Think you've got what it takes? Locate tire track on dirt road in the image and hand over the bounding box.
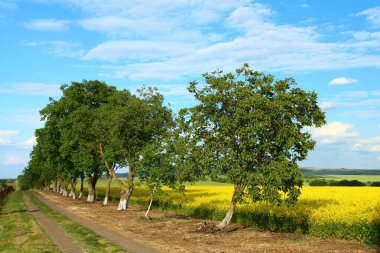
[22,192,84,253]
[31,191,163,253]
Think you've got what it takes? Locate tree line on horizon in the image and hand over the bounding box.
[19,64,326,228]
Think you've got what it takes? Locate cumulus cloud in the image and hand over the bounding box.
[24,1,380,80]
[24,19,72,31]
[353,136,380,152]
[0,130,19,145]
[328,77,358,85]
[0,82,61,96]
[2,154,25,165]
[309,122,358,143]
[358,6,380,27]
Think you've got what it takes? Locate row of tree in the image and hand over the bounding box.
[20,64,326,228]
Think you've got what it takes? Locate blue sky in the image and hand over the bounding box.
[1,0,380,178]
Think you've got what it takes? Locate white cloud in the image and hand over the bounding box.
[24,19,72,31]
[84,40,196,61]
[300,4,309,9]
[17,136,37,149]
[79,16,175,37]
[2,155,25,165]
[353,136,380,152]
[28,1,380,80]
[377,156,380,162]
[24,40,85,58]
[358,6,380,27]
[309,122,358,144]
[0,82,61,96]
[328,77,358,85]
[320,101,336,110]
[0,130,19,145]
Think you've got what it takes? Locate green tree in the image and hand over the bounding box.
[40,80,117,202]
[97,87,173,210]
[137,135,184,218]
[178,64,326,228]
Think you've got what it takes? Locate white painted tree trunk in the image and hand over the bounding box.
[117,199,127,210]
[63,190,68,197]
[103,196,108,206]
[145,193,154,218]
[78,191,83,199]
[216,202,236,229]
[87,180,95,203]
[70,190,76,199]
[87,194,94,202]
[216,184,245,229]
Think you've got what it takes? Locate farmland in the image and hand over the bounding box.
[87,181,380,245]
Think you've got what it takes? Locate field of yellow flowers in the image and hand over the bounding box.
[102,185,380,244]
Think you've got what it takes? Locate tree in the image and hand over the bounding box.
[178,64,326,228]
[40,80,118,202]
[97,87,173,210]
[137,136,184,218]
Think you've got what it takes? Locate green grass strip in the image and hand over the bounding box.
[0,191,60,253]
[27,191,127,253]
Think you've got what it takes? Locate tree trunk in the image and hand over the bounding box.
[78,175,84,199]
[145,190,155,219]
[103,171,112,206]
[216,183,246,229]
[54,177,58,192]
[86,174,100,202]
[61,181,68,197]
[99,144,134,211]
[70,180,77,199]
[116,168,135,210]
[87,178,95,202]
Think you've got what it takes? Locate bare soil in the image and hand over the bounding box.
[37,190,377,253]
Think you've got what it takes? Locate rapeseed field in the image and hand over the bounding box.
[124,186,380,244]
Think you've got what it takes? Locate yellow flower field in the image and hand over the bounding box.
[125,185,380,243]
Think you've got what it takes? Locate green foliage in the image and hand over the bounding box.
[371,181,380,187]
[309,179,329,186]
[309,179,367,186]
[177,64,326,207]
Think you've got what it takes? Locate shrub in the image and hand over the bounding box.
[370,181,380,187]
[329,180,366,186]
[309,179,328,186]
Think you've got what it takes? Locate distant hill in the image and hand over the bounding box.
[300,167,380,175]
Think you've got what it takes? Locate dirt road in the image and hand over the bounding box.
[22,192,84,253]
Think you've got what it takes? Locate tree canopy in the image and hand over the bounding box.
[20,65,325,228]
[177,64,326,227]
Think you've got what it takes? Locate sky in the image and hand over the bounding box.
[1,0,380,178]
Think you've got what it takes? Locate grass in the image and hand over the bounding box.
[0,191,60,253]
[27,191,127,253]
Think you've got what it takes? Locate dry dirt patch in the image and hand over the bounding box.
[38,191,376,253]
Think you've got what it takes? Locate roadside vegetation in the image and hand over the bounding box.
[0,191,60,253]
[27,192,126,253]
